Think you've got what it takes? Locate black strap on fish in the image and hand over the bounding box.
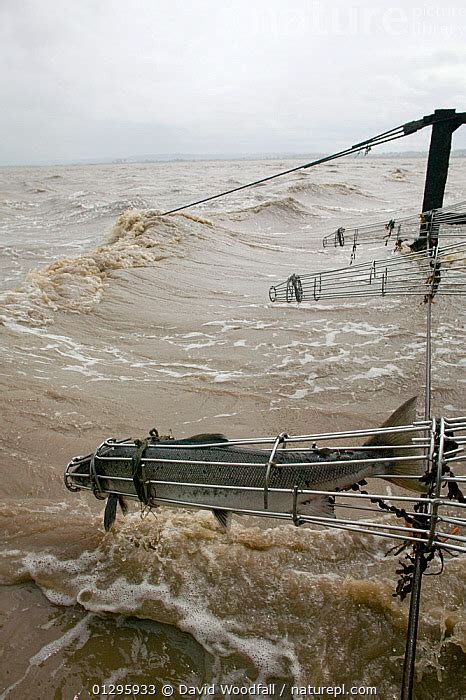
[89,448,106,501]
[132,437,150,504]
[131,428,175,506]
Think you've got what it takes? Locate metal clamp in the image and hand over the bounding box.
[263,432,289,509]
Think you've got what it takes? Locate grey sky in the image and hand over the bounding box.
[1,0,465,165]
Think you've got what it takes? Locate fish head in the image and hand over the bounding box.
[64,453,94,493]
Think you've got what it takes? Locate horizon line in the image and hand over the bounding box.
[1,148,466,168]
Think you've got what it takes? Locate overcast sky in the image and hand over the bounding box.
[1,0,465,165]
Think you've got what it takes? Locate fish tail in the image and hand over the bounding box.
[364,396,427,493]
[104,494,119,531]
[103,495,129,532]
[212,509,232,529]
[118,496,129,516]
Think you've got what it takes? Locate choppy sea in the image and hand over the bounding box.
[0,157,465,699]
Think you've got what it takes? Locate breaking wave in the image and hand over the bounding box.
[1,195,149,220]
[0,210,211,327]
[61,196,151,223]
[222,196,313,221]
[385,168,411,182]
[287,182,372,197]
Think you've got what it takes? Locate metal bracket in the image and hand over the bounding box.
[263,432,289,509]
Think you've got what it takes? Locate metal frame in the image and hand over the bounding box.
[269,239,466,303]
[65,418,466,554]
[320,200,466,262]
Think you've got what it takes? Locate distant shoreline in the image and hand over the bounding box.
[1,150,465,169]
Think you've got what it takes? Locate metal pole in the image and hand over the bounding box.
[424,296,432,421]
[401,544,426,700]
[400,277,433,699]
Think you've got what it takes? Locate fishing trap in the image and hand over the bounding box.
[321,199,466,263]
[65,417,466,558]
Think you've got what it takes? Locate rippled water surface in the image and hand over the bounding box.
[0,157,465,699]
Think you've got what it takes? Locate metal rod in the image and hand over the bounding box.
[401,245,437,700]
[100,422,431,448]
[160,125,408,216]
[425,294,432,423]
[401,544,426,700]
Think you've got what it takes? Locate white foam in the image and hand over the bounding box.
[351,364,403,381]
[213,371,244,383]
[184,340,218,350]
[286,389,308,400]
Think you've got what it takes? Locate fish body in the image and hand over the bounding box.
[70,440,393,517]
[66,397,426,529]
